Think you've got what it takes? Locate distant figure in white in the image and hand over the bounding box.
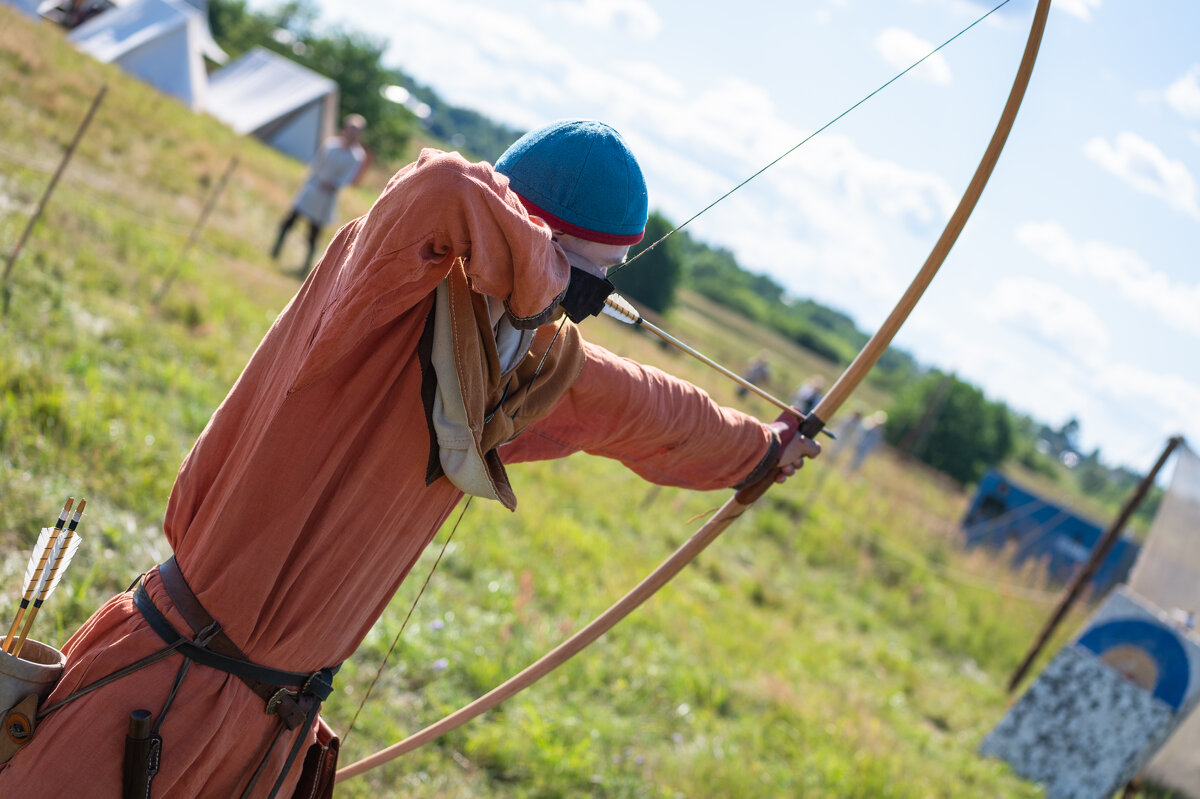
[271,114,367,276]
[847,410,888,473]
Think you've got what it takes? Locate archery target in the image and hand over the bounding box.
[980,587,1200,799]
[1077,618,1191,709]
[1078,587,1200,711]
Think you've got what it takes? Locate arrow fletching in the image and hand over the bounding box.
[34,499,86,604]
[36,532,82,603]
[601,293,640,324]
[4,498,73,653]
[11,498,85,657]
[20,527,56,597]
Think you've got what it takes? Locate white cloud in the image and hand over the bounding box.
[984,277,1110,365]
[1166,65,1200,119]
[874,28,952,86]
[1089,362,1200,469]
[552,0,662,39]
[1016,221,1200,338]
[908,305,1104,454]
[1084,132,1200,219]
[612,61,685,100]
[1054,0,1102,22]
[623,86,957,323]
[1095,363,1200,439]
[913,285,1196,470]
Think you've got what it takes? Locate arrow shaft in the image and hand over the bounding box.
[634,314,801,418]
[3,603,32,654]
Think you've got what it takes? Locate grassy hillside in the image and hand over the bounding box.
[0,10,1177,798]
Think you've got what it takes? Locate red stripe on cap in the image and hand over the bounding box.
[517,197,644,245]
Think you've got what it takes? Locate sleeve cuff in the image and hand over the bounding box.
[506,286,568,330]
[732,429,781,490]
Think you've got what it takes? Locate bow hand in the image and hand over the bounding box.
[766,408,821,483]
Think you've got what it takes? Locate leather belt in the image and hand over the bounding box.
[134,557,335,730]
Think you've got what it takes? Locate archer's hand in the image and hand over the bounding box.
[769,421,821,483]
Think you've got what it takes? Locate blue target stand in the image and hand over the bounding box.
[962,470,1141,595]
[981,587,1200,798]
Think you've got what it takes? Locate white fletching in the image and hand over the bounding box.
[39,533,82,600]
[21,528,56,596]
[31,530,80,603]
[601,293,640,324]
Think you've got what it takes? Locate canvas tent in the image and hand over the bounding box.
[204,47,338,162]
[66,0,225,110]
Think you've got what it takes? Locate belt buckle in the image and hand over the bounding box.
[265,688,300,716]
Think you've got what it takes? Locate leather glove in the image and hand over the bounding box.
[559,251,615,323]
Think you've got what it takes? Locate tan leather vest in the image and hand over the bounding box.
[429,261,585,509]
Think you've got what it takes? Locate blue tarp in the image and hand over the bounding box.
[962,470,1140,595]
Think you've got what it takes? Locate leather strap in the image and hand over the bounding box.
[140,558,336,729]
[157,557,241,659]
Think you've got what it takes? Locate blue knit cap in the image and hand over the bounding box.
[495,120,647,245]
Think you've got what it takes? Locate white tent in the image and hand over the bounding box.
[204,46,338,162]
[67,0,225,110]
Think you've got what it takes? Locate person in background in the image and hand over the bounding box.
[737,351,772,398]
[791,375,825,416]
[271,114,367,277]
[847,410,888,473]
[824,408,864,469]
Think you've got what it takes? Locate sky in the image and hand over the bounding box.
[297,0,1197,474]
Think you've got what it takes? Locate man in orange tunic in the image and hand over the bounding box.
[0,121,818,797]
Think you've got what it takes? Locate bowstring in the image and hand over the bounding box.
[610,0,1014,278]
[342,495,474,744]
[344,311,568,742]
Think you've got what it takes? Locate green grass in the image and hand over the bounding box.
[0,9,1178,797]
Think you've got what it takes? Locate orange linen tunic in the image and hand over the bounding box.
[0,151,773,797]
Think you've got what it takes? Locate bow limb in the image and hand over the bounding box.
[810,0,1051,432]
[336,481,778,782]
[336,0,1051,782]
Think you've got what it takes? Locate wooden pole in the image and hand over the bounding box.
[152,155,239,307]
[1006,435,1183,693]
[2,86,107,315]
